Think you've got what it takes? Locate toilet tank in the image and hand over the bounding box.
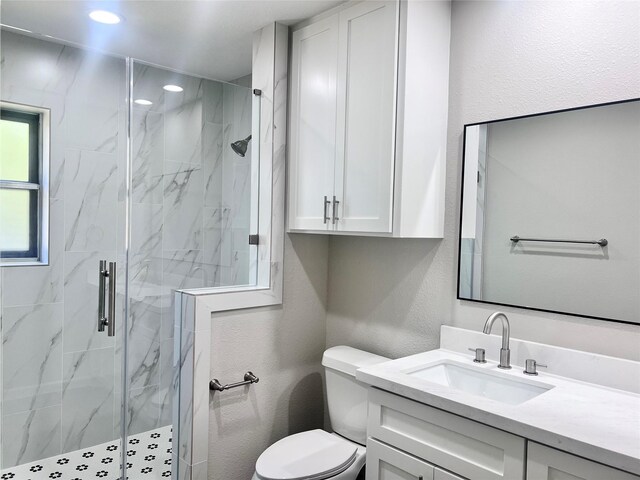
[322,346,390,445]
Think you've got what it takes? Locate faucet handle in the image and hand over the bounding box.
[523,359,547,375]
[468,347,486,363]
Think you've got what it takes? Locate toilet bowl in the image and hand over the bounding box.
[252,347,389,480]
[251,430,366,480]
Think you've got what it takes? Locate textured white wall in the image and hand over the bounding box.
[327,0,640,360]
[207,234,329,479]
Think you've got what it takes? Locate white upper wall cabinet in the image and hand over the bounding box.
[289,16,339,231]
[288,0,451,237]
[335,1,398,233]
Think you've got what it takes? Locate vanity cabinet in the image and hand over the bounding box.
[367,438,465,480]
[288,0,450,237]
[366,388,640,480]
[526,443,639,480]
[367,388,525,480]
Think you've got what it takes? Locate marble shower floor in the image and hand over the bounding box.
[0,425,172,480]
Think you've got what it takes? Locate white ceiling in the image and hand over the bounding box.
[0,0,345,81]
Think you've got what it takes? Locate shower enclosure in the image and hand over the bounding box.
[0,28,258,480]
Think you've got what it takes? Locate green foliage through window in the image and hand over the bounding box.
[0,107,41,260]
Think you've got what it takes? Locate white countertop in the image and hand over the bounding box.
[356,347,640,475]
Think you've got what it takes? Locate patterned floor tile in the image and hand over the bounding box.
[0,425,172,480]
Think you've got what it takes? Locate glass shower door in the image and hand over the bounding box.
[1,26,260,480]
[0,29,127,479]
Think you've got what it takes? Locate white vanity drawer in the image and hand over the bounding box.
[367,388,525,480]
[526,442,639,480]
[366,438,435,480]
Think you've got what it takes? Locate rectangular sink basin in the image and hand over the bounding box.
[406,361,553,405]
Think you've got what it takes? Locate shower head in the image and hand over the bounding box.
[230,135,252,157]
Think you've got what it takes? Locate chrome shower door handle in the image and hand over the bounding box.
[323,196,331,224]
[97,260,116,337]
[107,261,116,337]
[98,260,107,332]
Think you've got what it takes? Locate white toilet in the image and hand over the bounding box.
[252,346,389,480]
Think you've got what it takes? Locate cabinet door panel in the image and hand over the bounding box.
[434,468,466,480]
[367,438,434,480]
[526,442,639,480]
[368,388,525,480]
[335,1,398,233]
[289,16,338,231]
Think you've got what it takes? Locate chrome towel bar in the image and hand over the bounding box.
[510,236,608,247]
[210,372,259,392]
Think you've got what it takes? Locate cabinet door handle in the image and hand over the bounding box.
[332,196,340,224]
[323,196,331,224]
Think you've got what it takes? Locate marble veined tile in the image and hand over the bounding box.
[1,405,62,468]
[61,347,115,453]
[163,161,203,251]
[131,109,165,205]
[203,122,224,208]
[63,251,116,353]
[202,207,226,286]
[204,79,223,124]
[231,160,252,229]
[159,338,176,426]
[127,325,160,391]
[164,74,203,109]
[127,385,160,436]
[1,303,63,415]
[66,101,119,154]
[0,31,69,95]
[128,295,163,344]
[165,89,203,166]
[64,149,119,253]
[162,250,205,291]
[64,51,124,110]
[131,202,163,255]
[222,82,252,132]
[132,63,169,113]
[177,328,194,463]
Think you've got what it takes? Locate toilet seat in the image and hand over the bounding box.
[255,430,358,480]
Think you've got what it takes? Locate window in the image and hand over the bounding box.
[0,102,49,264]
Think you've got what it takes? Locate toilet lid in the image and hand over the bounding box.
[255,430,358,480]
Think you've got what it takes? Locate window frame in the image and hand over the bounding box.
[0,101,50,265]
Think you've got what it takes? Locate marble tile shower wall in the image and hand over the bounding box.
[127,64,253,445]
[131,64,253,294]
[0,32,253,469]
[0,32,127,469]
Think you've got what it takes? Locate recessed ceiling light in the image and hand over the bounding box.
[163,84,184,93]
[89,10,121,25]
[134,99,153,106]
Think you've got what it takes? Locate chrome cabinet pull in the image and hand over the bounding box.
[323,196,331,224]
[97,260,116,337]
[98,260,107,332]
[332,196,339,224]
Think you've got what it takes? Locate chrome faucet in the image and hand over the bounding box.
[483,312,511,369]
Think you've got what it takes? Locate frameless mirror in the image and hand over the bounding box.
[458,99,640,324]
